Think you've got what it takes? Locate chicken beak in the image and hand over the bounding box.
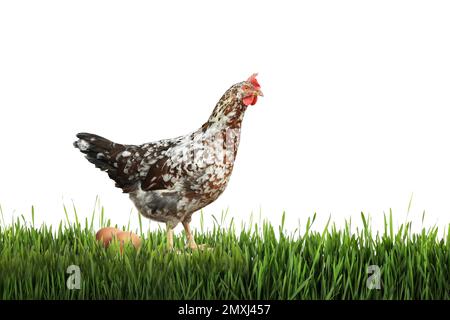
[256,89,264,97]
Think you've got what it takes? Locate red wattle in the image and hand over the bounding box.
[243,95,258,106]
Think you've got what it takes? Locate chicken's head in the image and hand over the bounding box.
[206,73,264,127]
[240,73,264,106]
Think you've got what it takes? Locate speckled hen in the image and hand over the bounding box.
[74,74,263,250]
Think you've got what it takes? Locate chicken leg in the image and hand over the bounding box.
[182,221,210,250]
[166,222,174,250]
[182,221,198,249]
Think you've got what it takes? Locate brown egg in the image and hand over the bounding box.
[116,231,142,252]
[95,227,120,248]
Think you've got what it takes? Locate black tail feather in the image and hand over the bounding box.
[74,132,124,172]
[74,132,141,193]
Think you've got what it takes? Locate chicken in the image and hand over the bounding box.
[74,74,263,250]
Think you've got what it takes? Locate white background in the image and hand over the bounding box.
[1,1,449,235]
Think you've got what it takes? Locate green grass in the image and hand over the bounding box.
[0,207,449,300]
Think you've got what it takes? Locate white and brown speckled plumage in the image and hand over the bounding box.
[74,74,263,249]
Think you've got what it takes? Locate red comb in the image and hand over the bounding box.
[247,73,261,89]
